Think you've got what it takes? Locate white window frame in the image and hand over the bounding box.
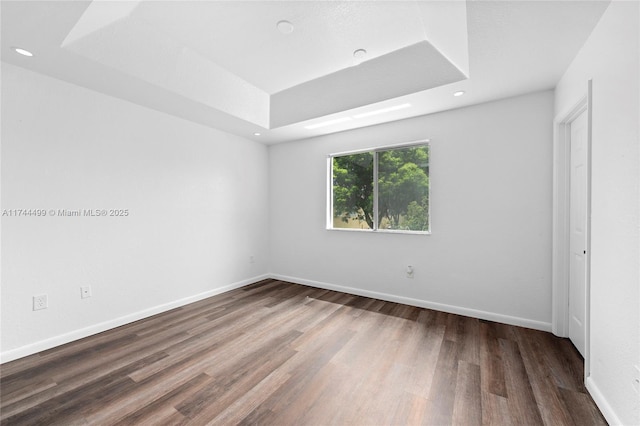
[327,139,431,235]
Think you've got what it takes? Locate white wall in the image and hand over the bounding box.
[269,91,554,330]
[0,63,269,361]
[555,2,639,425]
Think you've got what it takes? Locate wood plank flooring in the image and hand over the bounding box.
[0,279,607,425]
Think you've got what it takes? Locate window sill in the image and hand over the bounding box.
[326,228,431,235]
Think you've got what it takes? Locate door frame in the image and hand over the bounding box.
[552,80,593,378]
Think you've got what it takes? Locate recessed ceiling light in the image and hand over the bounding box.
[253,132,261,136]
[13,47,33,57]
[353,49,367,61]
[453,90,465,97]
[276,20,294,35]
[353,103,412,119]
[304,117,352,130]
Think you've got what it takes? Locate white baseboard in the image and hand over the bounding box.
[2,273,553,364]
[586,376,624,425]
[0,274,269,364]
[269,273,552,332]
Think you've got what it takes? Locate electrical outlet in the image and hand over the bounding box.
[80,286,92,299]
[249,255,255,264]
[633,365,640,395]
[33,294,48,311]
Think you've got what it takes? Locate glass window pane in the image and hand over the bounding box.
[377,145,430,231]
[332,152,374,230]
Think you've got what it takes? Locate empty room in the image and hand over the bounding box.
[1,0,638,425]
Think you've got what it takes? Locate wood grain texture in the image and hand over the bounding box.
[1,280,607,425]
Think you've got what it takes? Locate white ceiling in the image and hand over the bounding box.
[1,1,610,144]
[130,1,445,94]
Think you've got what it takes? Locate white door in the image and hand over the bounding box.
[568,109,588,357]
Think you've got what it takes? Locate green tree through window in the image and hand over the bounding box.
[331,143,430,232]
[332,152,374,229]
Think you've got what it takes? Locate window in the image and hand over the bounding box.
[329,141,430,233]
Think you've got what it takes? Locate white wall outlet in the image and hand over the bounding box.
[633,365,640,395]
[406,265,414,279]
[80,286,92,299]
[33,294,48,311]
[249,255,255,264]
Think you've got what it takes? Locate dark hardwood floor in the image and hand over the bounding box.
[1,279,606,425]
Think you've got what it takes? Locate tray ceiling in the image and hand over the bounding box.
[1,1,610,143]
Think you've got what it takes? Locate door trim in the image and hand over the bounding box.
[552,80,592,378]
